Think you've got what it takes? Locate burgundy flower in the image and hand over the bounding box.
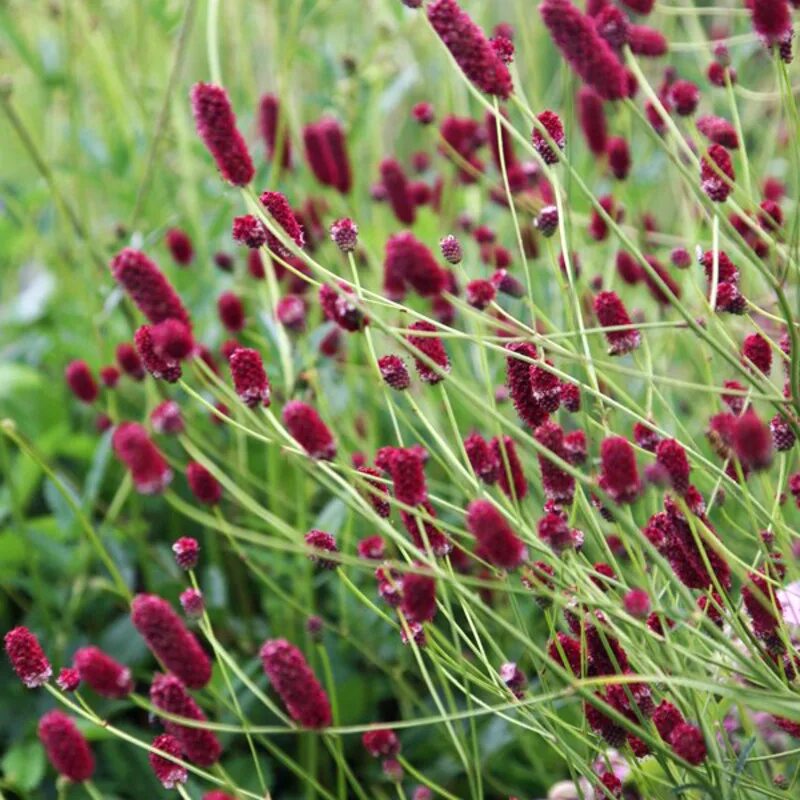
[401,500,452,556]
[405,321,450,383]
[260,639,332,728]
[378,355,411,390]
[149,733,187,789]
[505,342,549,427]
[412,102,435,124]
[150,673,221,765]
[204,793,237,800]
[56,666,80,692]
[356,467,391,519]
[594,6,630,49]
[172,537,200,570]
[319,283,365,332]
[750,0,794,49]
[282,400,336,459]
[653,700,684,740]
[619,0,654,12]
[548,632,583,676]
[131,594,212,689]
[151,400,184,435]
[190,82,254,186]
[491,435,528,500]
[358,535,386,559]
[628,24,668,56]
[229,347,271,407]
[64,360,98,404]
[384,232,447,299]
[305,529,339,569]
[584,697,626,746]
[165,228,194,266]
[302,117,352,194]
[532,110,565,164]
[440,234,463,264]
[4,627,51,688]
[742,333,772,374]
[696,115,739,149]
[733,410,773,471]
[743,570,783,644]
[466,499,527,569]
[595,772,622,800]
[388,447,428,506]
[624,588,651,618]
[607,136,631,179]
[116,342,145,380]
[466,278,496,309]
[150,318,194,361]
[598,436,641,503]
[655,438,691,495]
[771,414,796,451]
[538,511,581,554]
[38,711,94,782]
[113,422,172,494]
[380,158,416,225]
[110,248,191,328]
[464,432,500,484]
[577,86,608,156]
[73,647,132,698]
[180,588,204,619]
[330,218,359,253]
[485,107,517,172]
[259,93,292,168]
[668,80,699,116]
[540,0,628,100]
[701,144,735,202]
[134,325,182,382]
[535,205,559,238]
[594,291,641,355]
[427,0,513,98]
[363,728,401,758]
[217,292,245,333]
[670,723,707,765]
[259,191,305,257]
[232,214,268,249]
[401,569,437,623]
[534,421,576,504]
[185,461,222,505]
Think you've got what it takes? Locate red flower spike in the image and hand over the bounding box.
[742,333,772,374]
[743,570,784,644]
[116,342,145,380]
[150,400,184,435]
[4,626,52,688]
[466,499,527,569]
[668,80,700,116]
[186,462,222,505]
[669,723,707,765]
[405,321,450,384]
[620,0,654,11]
[378,355,411,390]
[464,432,500,484]
[150,318,194,361]
[319,282,365,332]
[113,422,172,494]
[537,511,580,554]
[440,234,463,264]
[303,117,352,193]
[427,0,513,98]
[388,447,428,507]
[412,102,435,124]
[564,429,588,464]
[500,661,527,698]
[401,569,437,623]
[733,410,773,470]
[531,363,562,414]
[505,342,549,428]
[260,639,332,728]
[466,278,496,309]
[584,697,626,746]
[750,0,794,50]
[607,136,631,179]
[149,733,187,789]
[534,421,576,504]
[491,435,528,500]
[560,382,581,412]
[330,218,359,253]
[485,108,517,172]
[400,500,452,556]
[38,711,94,782]
[64,360,99,404]
[599,436,641,504]
[165,228,193,266]
[134,325,182,382]
[628,24,668,56]
[595,6,630,49]
[535,205,559,237]
[654,700,685,740]
[363,729,401,758]
[577,86,608,156]
[696,115,739,149]
[131,594,212,689]
[232,214,268,249]
[217,292,245,333]
[229,347,271,407]
[190,82,254,186]
[276,295,307,331]
[259,191,305,257]
[548,632,583,676]
[358,535,386,560]
[73,647,132,698]
[594,291,641,356]
[282,400,337,460]
[595,772,623,800]
[150,673,222,765]
[258,93,292,169]
[532,110,565,165]
[588,194,622,241]
[380,159,416,225]
[57,666,80,692]
[701,144,735,202]
[655,438,691,495]
[384,232,447,299]
[771,414,796,451]
[624,588,651,618]
[172,537,200,570]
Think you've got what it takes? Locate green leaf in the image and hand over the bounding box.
[2,739,45,791]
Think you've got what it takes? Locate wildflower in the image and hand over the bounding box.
[584,698,626,746]
[150,318,194,361]
[149,733,187,789]
[505,342,549,427]
[319,282,365,332]
[771,414,796,451]
[599,436,641,503]
[535,205,559,237]
[464,432,500,484]
[384,232,447,299]
[466,499,527,569]
[73,647,132,698]
[165,228,193,266]
[378,355,411,390]
[282,400,337,459]
[260,191,305,257]
[134,325,182,382]
[380,158,416,225]
[607,136,631,179]
[302,117,352,193]
[594,291,641,355]
[110,248,191,327]
[624,589,651,618]
[232,214,268,249]
[305,529,338,569]
[696,115,738,149]
[186,462,222,505]
[701,144,735,202]
[113,422,172,494]
[595,772,622,800]
[668,80,699,115]
[500,662,527,698]
[131,594,212,689]
[116,342,145,380]
[491,435,528,500]
[534,421,576,504]
[670,723,707,765]
[412,102,435,124]
[466,278,496,309]
[330,218,358,253]
[595,6,630,49]
[427,0,513,98]
[4,627,52,688]
[653,700,684,740]
[363,729,401,757]
[150,401,184,435]
[532,110,565,164]
[577,86,608,156]
[356,467,391,517]
[440,234,463,264]
[276,295,306,331]
[564,429,588,464]
[382,758,405,781]
[260,639,332,728]
[750,0,794,52]
[38,711,94,782]
[358,535,386,560]
[258,93,292,168]
[387,447,428,507]
[150,673,222,765]
[64,360,100,405]
[655,438,691,495]
[172,537,200,570]
[190,82,254,185]
[401,569,437,623]
[228,347,271,408]
[538,511,581,554]
[405,321,450,383]
[180,588,204,618]
[743,570,784,645]
[733,410,773,470]
[742,333,772,374]
[628,24,668,56]
[216,291,245,333]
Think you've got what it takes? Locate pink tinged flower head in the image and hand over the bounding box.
[358,535,386,560]
[505,342,549,428]
[330,218,359,253]
[380,158,416,225]
[440,234,463,264]
[303,117,352,194]
[491,435,528,500]
[532,110,565,164]
[535,205,559,238]
[655,438,691,495]
[113,422,172,494]
[319,282,366,332]
[595,772,623,800]
[599,436,641,504]
[276,295,307,332]
[98,366,120,390]
[537,511,581,554]
[466,499,527,569]
[217,291,245,333]
[305,529,339,569]
[165,228,193,266]
[534,421,576,505]
[172,537,200,570]
[594,291,641,356]
[696,115,739,149]
[4,626,51,688]
[743,570,784,644]
[742,333,772,374]
[401,570,437,623]
[607,136,631,180]
[229,347,271,407]
[259,191,305,257]
[134,325,182,382]
[131,594,212,689]
[65,360,98,404]
[149,733,187,789]
[668,80,700,116]
[751,0,794,48]
[180,588,205,619]
[259,93,292,168]
[388,447,428,506]
[540,0,628,100]
[584,698,626,746]
[259,639,332,728]
[405,321,450,384]
[190,82,254,186]
[701,144,735,202]
[427,0,513,98]
[464,432,500,484]
[73,647,132,698]
[620,0,654,12]
[363,728,401,758]
[378,355,411,391]
[402,500,452,556]
[56,666,80,692]
[733,410,773,471]
[384,232,447,299]
[150,673,222,765]
[282,400,336,460]
[150,318,194,361]
[624,588,651,618]
[151,401,185,435]
[110,248,191,327]
[499,661,527,698]
[577,86,608,156]
[628,24,668,56]
[232,214,268,249]
[466,278,496,309]
[38,711,94,782]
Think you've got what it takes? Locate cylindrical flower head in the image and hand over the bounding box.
[505,342,549,427]
[38,711,94,782]
[388,447,428,506]
[110,248,191,328]
[628,24,668,56]
[150,673,221,765]
[668,80,700,116]
[538,511,580,554]
[742,333,772,374]
[282,400,336,459]
[577,86,608,156]
[696,115,739,149]
[466,499,527,569]
[584,697,626,746]
[186,462,223,505]
[534,421,576,505]
[217,292,245,333]
[427,0,513,98]
[732,410,773,471]
[165,228,194,266]
[401,570,437,623]
[464,432,500,484]
[232,214,268,249]
[259,638,332,728]
[276,295,307,332]
[655,438,691,495]
[259,93,292,168]
[180,588,205,619]
[750,0,793,48]
[229,347,271,407]
[771,414,797,451]
[401,499,452,556]
[362,728,401,758]
[598,436,641,503]
[491,435,528,500]
[131,594,212,689]
[172,537,200,570]
[112,422,173,494]
[465,279,496,309]
[151,400,185,435]
[485,107,517,171]
[190,82,254,186]
[439,234,463,264]
[405,321,450,384]
[305,529,339,569]
[380,159,416,225]
[65,360,98,404]
[540,0,628,100]
[4,626,51,688]
[356,466,391,517]
[607,136,631,180]
[98,366,120,390]
[259,191,305,257]
[319,283,366,332]
[669,723,707,765]
[378,355,411,390]
[303,117,352,194]
[595,5,630,48]
[330,218,359,253]
[150,319,194,362]
[116,342,146,380]
[532,110,565,164]
[149,733,187,789]
[701,144,735,202]
[593,291,641,355]
[384,232,447,299]
[134,325,182,382]
[73,646,132,698]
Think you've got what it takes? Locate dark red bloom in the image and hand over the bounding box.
[532,110,565,164]
[150,318,194,361]
[485,107,517,173]
[538,511,581,554]
[134,325,182,382]
[540,0,628,100]
[607,136,631,179]
[4,626,51,688]
[440,234,463,264]
[380,159,416,225]
[362,729,401,758]
[594,291,641,355]
[491,435,528,500]
[653,700,684,740]
[65,360,98,404]
[412,102,435,124]
[305,529,339,569]
[628,24,668,56]
[98,366,118,389]
[588,194,622,241]
[378,355,411,391]
[548,632,583,676]
[584,697,626,746]
[750,0,794,48]
[733,410,773,470]
[771,414,796,451]
[179,589,204,619]
[56,666,80,692]
[668,80,700,116]
[229,347,271,407]
[401,500,452,556]
[150,401,184,435]
[319,282,365,332]
[439,115,485,183]
[149,733,187,789]
[464,432,500,484]
[260,191,305,257]
[405,321,450,383]
[260,638,332,727]
[330,218,359,253]
[595,772,622,800]
[217,291,245,333]
[577,86,608,156]
[190,82,254,185]
[742,333,772,374]
[165,228,194,266]
[186,462,222,505]
[356,467,391,517]
[534,421,576,504]
[696,115,739,149]
[116,342,145,380]
[594,6,630,49]
[655,438,691,495]
[743,570,784,645]
[110,248,191,328]
[615,251,642,285]
[466,499,527,569]
[172,537,200,570]
[599,436,641,503]
[232,214,268,249]
[303,117,352,193]
[358,535,386,559]
[282,400,336,459]
[38,711,94,782]
[73,647,132,698]
[388,447,428,506]
[150,673,221,765]
[701,144,735,202]
[466,278,496,309]
[670,723,707,765]
[505,342,549,427]
[276,295,307,331]
[427,0,513,98]
[535,205,559,238]
[401,569,437,622]
[204,793,237,800]
[259,93,292,169]
[384,232,447,299]
[131,594,212,689]
[113,422,172,494]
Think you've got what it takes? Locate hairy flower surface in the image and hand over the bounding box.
[229,347,271,407]
[113,422,173,494]
[149,734,187,789]
[466,499,527,568]
[405,321,450,383]
[4,626,52,688]
[73,647,132,698]
[282,401,337,459]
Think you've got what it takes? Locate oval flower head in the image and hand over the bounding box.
[282,400,337,460]
[593,291,641,356]
[112,422,173,494]
[598,436,642,504]
[229,347,271,407]
[701,144,735,202]
[4,626,52,688]
[38,711,94,783]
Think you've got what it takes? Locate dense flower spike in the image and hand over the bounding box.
[466,499,527,569]
[405,321,450,383]
[319,283,365,332]
[303,117,352,193]
[57,667,80,692]
[282,401,337,459]
[628,24,668,56]
[701,144,735,202]
[305,529,338,569]
[401,569,437,623]
[378,355,411,390]
[534,421,576,504]
[750,0,794,51]
[538,511,581,554]
[38,711,94,782]
[112,422,172,494]
[356,467,391,517]
[401,500,452,556]
[464,432,500,484]
[110,248,191,327]
[466,278,496,309]
[593,291,641,355]
[229,347,271,407]
[217,291,245,333]
[696,115,739,149]
[134,325,182,382]
[150,673,222,765]
[492,435,528,499]
[151,400,185,434]
[259,93,292,168]
[655,438,691,495]
[598,436,641,503]
[131,594,212,688]
[388,446,428,506]
[380,158,416,225]
[732,410,773,471]
[540,0,628,100]
[172,537,200,570]
[505,342,549,427]
[150,318,194,361]
[427,0,513,98]
[73,647,132,698]
[330,218,358,253]
[607,136,631,180]
[116,342,145,380]
[232,214,268,249]
[363,729,401,758]
[165,228,193,266]
[259,639,332,728]
[260,191,305,256]
[440,234,463,264]
[4,626,52,688]
[65,360,98,403]
[742,333,772,374]
[180,587,204,618]
[149,734,187,788]
[186,462,223,505]
[384,232,447,299]
[743,570,784,645]
[577,86,608,155]
[532,110,565,164]
[190,82,254,185]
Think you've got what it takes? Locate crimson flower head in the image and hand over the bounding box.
[464,432,500,484]
[620,0,655,12]
[388,447,428,507]
[624,588,651,618]
[466,279,496,309]
[303,117,352,193]
[534,421,576,505]
[97,366,118,390]
[113,422,172,494]
[186,462,222,505]
[276,295,307,332]
[73,647,133,698]
[131,594,212,689]
[357,466,391,518]
[742,332,772,374]
[149,733,187,789]
[65,360,98,404]
[607,136,631,180]
[305,529,339,569]
[598,436,641,503]
[505,342,548,428]
[259,93,292,168]
[577,86,608,156]
[628,24,668,56]
[116,342,145,380]
[668,80,700,116]
[217,291,245,332]
[358,535,386,559]
[655,438,691,495]
[232,214,268,249]
[283,400,336,459]
[427,0,513,98]
[151,400,185,435]
[150,318,194,361]
[440,234,463,264]
[260,191,305,256]
[669,723,707,765]
[532,110,565,164]
[380,158,416,225]
[180,588,205,619]
[57,666,80,692]
[401,569,437,623]
[4,626,51,688]
[466,499,527,569]
[260,639,332,728]
[190,82,254,185]
[379,355,411,390]
[701,144,735,202]
[594,291,641,355]
[492,435,527,500]
[38,711,94,782]
[733,410,773,471]
[384,232,447,299]
[405,321,450,383]
[696,115,739,149]
[362,728,401,758]
[134,325,182,382]
[594,6,630,49]
[229,347,271,407]
[319,283,366,332]
[172,537,200,570]
[165,228,194,266]
[538,511,581,554]
[330,218,359,253]
[750,0,794,49]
